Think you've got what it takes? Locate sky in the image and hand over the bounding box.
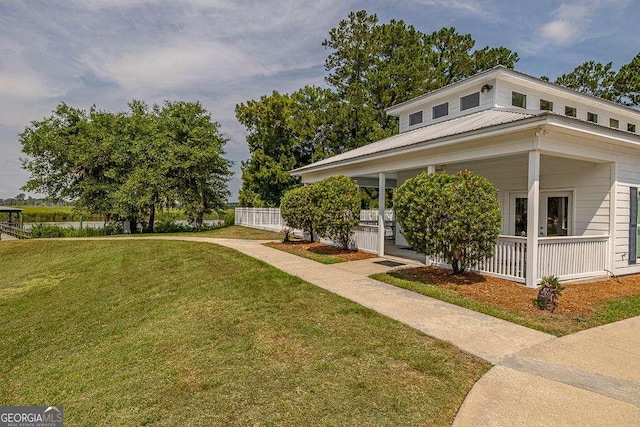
[1,0,639,201]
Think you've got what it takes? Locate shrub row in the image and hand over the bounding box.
[280,176,360,249]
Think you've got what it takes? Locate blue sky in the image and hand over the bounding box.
[1,0,638,201]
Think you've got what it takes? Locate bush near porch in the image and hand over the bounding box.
[372,267,640,336]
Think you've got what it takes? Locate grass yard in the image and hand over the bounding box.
[373,267,640,336]
[192,225,282,240]
[0,240,488,426]
[265,241,378,264]
[9,206,227,223]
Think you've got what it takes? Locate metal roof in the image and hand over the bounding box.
[0,206,22,213]
[292,108,539,174]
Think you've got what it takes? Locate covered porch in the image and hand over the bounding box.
[340,147,613,287]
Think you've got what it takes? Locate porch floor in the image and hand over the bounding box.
[384,240,426,263]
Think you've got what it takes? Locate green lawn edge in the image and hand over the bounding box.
[0,239,489,426]
[371,272,640,337]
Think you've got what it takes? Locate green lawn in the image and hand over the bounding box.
[263,242,345,264]
[0,240,488,426]
[192,225,282,240]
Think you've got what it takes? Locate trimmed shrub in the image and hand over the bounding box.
[280,185,318,241]
[394,171,501,275]
[313,176,361,249]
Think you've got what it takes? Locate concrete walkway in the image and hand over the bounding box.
[204,238,640,426]
[210,238,554,363]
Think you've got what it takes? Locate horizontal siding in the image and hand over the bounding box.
[613,159,640,272]
[444,156,611,237]
[398,82,496,133]
[495,80,639,134]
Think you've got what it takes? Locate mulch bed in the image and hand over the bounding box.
[394,266,640,318]
[267,241,377,262]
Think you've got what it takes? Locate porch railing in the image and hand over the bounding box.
[476,236,527,282]
[359,209,394,222]
[353,224,379,254]
[432,235,609,284]
[431,236,527,283]
[537,236,609,281]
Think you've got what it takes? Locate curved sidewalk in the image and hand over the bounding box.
[207,238,640,426]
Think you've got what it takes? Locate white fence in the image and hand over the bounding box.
[234,208,285,232]
[235,207,381,253]
[538,236,609,281]
[359,209,395,222]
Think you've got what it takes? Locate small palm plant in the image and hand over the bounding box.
[534,276,564,312]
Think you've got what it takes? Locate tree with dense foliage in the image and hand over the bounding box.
[236,86,347,207]
[394,171,502,275]
[238,10,520,207]
[280,185,318,241]
[554,54,640,107]
[554,61,618,101]
[313,176,361,249]
[615,53,640,107]
[20,100,232,231]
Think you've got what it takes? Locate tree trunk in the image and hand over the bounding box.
[451,258,465,275]
[148,203,156,233]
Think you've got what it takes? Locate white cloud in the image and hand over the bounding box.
[406,0,499,21]
[540,20,580,46]
[538,0,630,47]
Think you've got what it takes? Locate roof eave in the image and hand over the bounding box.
[291,114,548,176]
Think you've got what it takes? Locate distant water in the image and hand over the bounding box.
[23,220,223,229]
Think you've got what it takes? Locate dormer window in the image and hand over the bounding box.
[460,92,480,111]
[512,92,526,108]
[629,123,637,133]
[587,112,598,123]
[432,102,449,119]
[409,111,423,126]
[565,106,577,117]
[610,118,620,129]
[540,99,553,111]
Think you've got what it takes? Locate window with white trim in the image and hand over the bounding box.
[565,106,577,117]
[432,102,448,119]
[409,111,423,126]
[512,91,526,108]
[540,99,553,111]
[460,92,480,111]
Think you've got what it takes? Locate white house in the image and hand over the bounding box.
[291,66,640,287]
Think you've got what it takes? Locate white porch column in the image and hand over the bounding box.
[526,150,540,287]
[378,172,386,257]
[425,165,436,265]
